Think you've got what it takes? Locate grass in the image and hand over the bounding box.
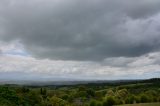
[115,103,160,106]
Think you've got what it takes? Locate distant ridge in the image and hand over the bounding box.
[0,78,159,86]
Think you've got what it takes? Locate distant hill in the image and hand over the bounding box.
[0,78,159,86]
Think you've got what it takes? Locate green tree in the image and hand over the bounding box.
[140,94,150,103]
[106,89,114,97]
[49,96,67,106]
[87,88,95,97]
[116,89,128,99]
[90,100,97,106]
[103,96,116,106]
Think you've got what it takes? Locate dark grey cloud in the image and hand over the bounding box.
[0,49,2,55]
[1,0,160,61]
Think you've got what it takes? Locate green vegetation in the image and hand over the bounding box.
[115,103,160,106]
[0,78,159,106]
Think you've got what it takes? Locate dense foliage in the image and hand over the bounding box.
[0,78,160,106]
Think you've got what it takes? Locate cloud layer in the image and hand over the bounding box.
[1,0,160,61]
[0,41,159,80]
[0,0,160,80]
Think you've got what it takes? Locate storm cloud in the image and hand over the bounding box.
[1,0,160,61]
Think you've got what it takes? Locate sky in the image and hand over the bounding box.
[0,0,160,81]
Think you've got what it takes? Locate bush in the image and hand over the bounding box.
[106,89,114,97]
[49,96,67,106]
[140,94,150,103]
[116,89,128,100]
[90,100,97,106]
[103,96,116,106]
[87,88,95,97]
[96,102,102,106]
[125,95,136,104]
[61,94,69,100]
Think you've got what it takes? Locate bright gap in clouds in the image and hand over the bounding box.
[0,41,29,56]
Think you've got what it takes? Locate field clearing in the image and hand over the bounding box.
[115,102,160,106]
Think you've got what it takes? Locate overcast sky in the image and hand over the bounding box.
[0,0,160,81]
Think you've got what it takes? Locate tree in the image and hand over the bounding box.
[87,88,95,97]
[95,91,103,100]
[78,86,87,91]
[90,100,97,106]
[116,89,128,99]
[49,96,66,106]
[125,95,136,104]
[40,88,47,95]
[103,96,116,106]
[106,89,114,97]
[140,94,150,103]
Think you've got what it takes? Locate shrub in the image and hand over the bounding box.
[103,96,116,106]
[90,100,97,106]
[140,94,150,103]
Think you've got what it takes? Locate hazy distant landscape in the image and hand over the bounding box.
[0,78,160,106]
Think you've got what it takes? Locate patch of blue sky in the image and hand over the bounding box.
[142,71,160,79]
[3,49,30,56]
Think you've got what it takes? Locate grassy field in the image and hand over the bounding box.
[116,103,160,106]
